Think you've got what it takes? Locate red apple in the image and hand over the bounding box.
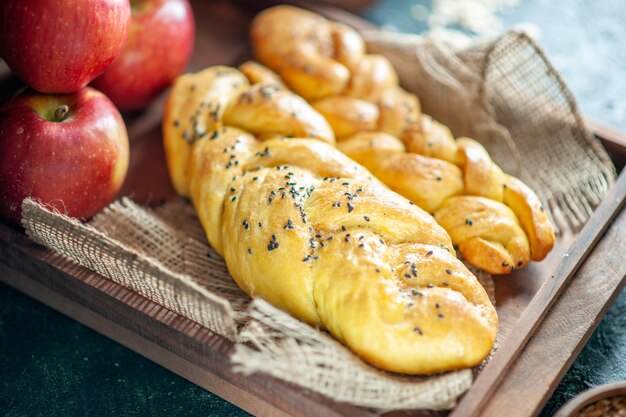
[0,87,129,222]
[92,0,195,112]
[0,0,131,93]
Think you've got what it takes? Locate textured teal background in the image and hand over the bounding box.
[1,1,625,416]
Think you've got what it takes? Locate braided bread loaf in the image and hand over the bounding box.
[163,66,497,374]
[250,5,555,275]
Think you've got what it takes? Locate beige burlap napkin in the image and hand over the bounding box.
[21,29,615,411]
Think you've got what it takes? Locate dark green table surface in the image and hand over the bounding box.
[1,1,625,416]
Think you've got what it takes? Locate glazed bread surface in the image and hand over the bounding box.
[250,5,555,275]
[163,66,497,374]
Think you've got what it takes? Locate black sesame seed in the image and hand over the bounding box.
[517,261,523,267]
[435,303,440,309]
[248,248,252,255]
[465,218,474,226]
[427,284,434,288]
[502,262,509,267]
[209,130,219,140]
[438,313,444,319]
[253,176,259,181]
[445,269,452,275]
[347,202,354,213]
[404,274,411,279]
[413,327,423,335]
[375,268,381,273]
[341,225,347,232]
[364,216,370,222]
[426,250,433,256]
[344,234,351,242]
[231,196,237,202]
[442,281,449,286]
[436,175,442,181]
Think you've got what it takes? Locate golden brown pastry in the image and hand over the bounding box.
[163,66,497,374]
[250,5,555,274]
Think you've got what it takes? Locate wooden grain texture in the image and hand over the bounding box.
[0,1,625,416]
[451,169,626,417]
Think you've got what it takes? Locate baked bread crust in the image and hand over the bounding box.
[250,5,555,274]
[163,66,497,374]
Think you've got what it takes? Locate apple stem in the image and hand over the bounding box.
[54,105,69,122]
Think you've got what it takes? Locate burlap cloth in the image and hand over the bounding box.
[21,29,616,412]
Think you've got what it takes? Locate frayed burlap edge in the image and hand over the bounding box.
[21,198,240,340]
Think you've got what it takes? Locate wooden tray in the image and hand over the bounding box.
[1,2,625,416]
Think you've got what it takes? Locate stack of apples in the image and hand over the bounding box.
[0,0,194,222]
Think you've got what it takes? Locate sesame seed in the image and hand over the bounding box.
[341,225,346,231]
[231,196,237,202]
[435,303,440,309]
[404,274,411,279]
[445,269,452,275]
[413,327,423,335]
[442,281,449,286]
[426,250,433,256]
[253,176,259,181]
[347,202,354,213]
[438,313,444,319]
[248,248,252,255]
[502,262,509,267]
[364,216,370,222]
[465,219,473,226]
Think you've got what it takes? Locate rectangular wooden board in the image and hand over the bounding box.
[1,1,625,416]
